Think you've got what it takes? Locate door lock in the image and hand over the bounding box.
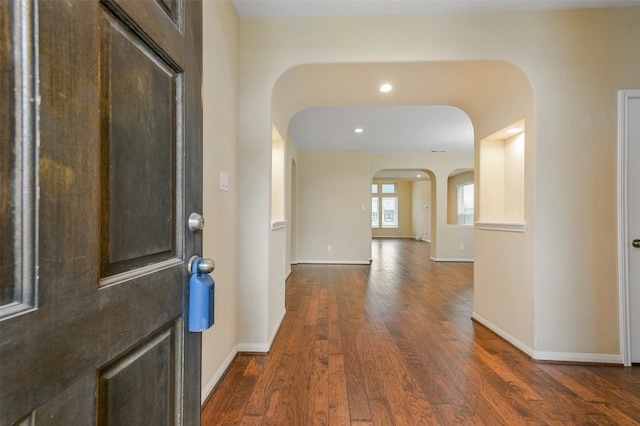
[188,256,215,274]
[188,212,205,232]
[633,239,640,248]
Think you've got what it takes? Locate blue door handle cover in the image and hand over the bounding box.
[188,257,215,332]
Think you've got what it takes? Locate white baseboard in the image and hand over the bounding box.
[201,345,239,405]
[269,308,286,348]
[236,309,287,354]
[472,312,623,364]
[532,350,622,364]
[237,342,270,352]
[431,257,474,262]
[472,312,534,357]
[297,260,370,265]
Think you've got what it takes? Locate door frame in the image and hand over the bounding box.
[617,89,640,367]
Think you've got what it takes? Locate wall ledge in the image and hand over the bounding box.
[445,224,473,229]
[431,257,473,262]
[271,220,288,230]
[297,260,371,265]
[475,221,527,232]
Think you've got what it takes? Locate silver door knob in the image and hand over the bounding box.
[633,239,640,248]
[188,212,205,232]
[188,256,215,274]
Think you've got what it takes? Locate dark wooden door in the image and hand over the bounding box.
[1,0,203,424]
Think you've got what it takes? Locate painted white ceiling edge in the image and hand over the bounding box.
[289,105,474,155]
[232,0,640,19]
[374,169,430,180]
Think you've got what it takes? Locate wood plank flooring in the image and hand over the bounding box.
[202,238,640,425]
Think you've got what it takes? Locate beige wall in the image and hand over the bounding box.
[296,151,371,263]
[201,0,239,400]
[285,134,299,274]
[411,180,432,241]
[239,7,640,362]
[372,180,413,238]
[504,134,525,222]
[479,133,525,222]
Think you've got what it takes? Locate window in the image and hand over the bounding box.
[457,183,474,225]
[381,183,396,193]
[381,197,398,228]
[371,182,398,229]
[371,197,379,228]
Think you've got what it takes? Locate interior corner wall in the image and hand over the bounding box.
[297,151,371,263]
[201,0,239,399]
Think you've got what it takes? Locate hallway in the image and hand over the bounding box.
[202,239,640,425]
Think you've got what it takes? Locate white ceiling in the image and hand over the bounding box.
[232,0,640,19]
[235,0,640,160]
[289,105,474,155]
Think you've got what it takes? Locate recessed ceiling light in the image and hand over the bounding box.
[416,174,422,178]
[379,83,392,93]
[354,128,363,133]
[506,127,523,134]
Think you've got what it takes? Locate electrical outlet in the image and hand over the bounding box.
[459,243,464,250]
[327,245,332,252]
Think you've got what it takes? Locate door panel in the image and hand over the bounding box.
[101,10,178,277]
[97,322,179,425]
[0,0,202,424]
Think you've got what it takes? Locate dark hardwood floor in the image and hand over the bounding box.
[202,238,640,425]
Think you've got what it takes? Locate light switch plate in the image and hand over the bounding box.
[220,171,229,192]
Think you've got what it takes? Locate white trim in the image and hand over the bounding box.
[237,342,270,352]
[271,220,288,230]
[200,345,238,405]
[296,260,371,265]
[372,235,415,238]
[236,309,287,355]
[617,89,640,367]
[431,257,473,262]
[473,312,623,364]
[475,221,527,232]
[445,224,473,229]
[472,312,534,357]
[268,308,287,348]
[532,351,622,365]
